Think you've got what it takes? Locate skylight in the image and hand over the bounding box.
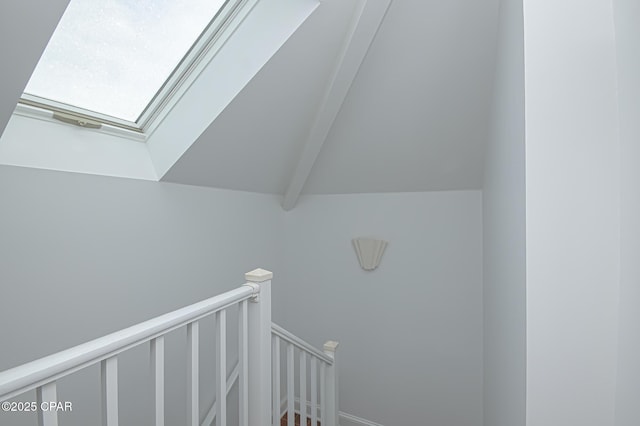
[22,0,231,129]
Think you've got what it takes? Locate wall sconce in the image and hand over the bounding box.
[352,238,388,271]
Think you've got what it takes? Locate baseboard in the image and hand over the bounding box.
[338,411,385,426]
[278,396,384,426]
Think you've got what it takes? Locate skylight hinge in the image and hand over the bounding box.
[52,112,102,129]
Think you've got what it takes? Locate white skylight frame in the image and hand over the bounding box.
[18,0,253,138]
[137,0,250,134]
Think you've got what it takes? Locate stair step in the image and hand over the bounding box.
[281,412,321,426]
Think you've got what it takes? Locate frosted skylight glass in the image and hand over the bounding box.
[24,0,227,122]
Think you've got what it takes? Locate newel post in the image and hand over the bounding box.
[323,340,339,426]
[244,268,273,426]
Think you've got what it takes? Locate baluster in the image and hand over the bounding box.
[299,352,307,426]
[310,358,317,426]
[216,309,227,426]
[323,341,339,426]
[101,356,119,426]
[287,343,294,426]
[36,381,58,426]
[320,363,326,426]
[187,321,199,426]
[272,335,280,426]
[151,337,165,426]
[238,300,249,426]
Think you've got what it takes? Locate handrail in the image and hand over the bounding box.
[0,285,254,402]
[271,323,333,365]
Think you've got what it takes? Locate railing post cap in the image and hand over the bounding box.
[323,340,339,353]
[245,268,273,283]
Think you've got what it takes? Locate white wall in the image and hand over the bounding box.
[281,191,483,426]
[482,0,526,424]
[0,114,158,180]
[0,165,284,426]
[613,1,640,425]
[523,0,621,424]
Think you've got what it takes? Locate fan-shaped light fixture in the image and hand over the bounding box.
[352,238,388,271]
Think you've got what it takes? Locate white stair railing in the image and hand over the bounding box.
[271,324,339,426]
[0,269,339,426]
[0,268,273,426]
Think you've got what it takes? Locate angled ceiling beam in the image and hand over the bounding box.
[282,0,391,211]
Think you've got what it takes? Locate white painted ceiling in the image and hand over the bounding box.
[162,0,500,194]
[303,0,500,193]
[1,0,500,197]
[161,0,359,194]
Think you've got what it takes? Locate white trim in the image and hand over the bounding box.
[339,411,385,426]
[280,397,385,426]
[140,0,261,137]
[20,93,140,131]
[13,103,147,143]
[272,323,334,365]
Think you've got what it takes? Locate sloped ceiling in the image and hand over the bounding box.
[304,0,500,193]
[1,0,500,198]
[0,1,71,135]
[160,0,359,194]
[162,0,500,194]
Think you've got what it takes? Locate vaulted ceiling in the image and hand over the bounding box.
[0,0,500,202]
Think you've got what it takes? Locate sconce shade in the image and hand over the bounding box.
[352,238,388,271]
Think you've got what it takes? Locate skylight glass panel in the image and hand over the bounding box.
[24,0,227,123]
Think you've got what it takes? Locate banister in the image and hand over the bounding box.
[0,285,254,402]
[271,323,333,365]
[0,268,339,426]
